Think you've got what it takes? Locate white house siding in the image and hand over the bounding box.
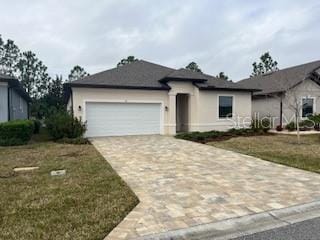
[9,89,28,120]
[0,83,8,122]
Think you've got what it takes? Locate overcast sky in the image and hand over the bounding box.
[1,0,319,81]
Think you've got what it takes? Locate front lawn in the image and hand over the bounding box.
[209,134,320,173]
[0,139,138,239]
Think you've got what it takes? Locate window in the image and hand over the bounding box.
[302,98,314,117]
[219,96,233,119]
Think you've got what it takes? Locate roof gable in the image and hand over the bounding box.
[71,60,174,89]
[69,59,256,92]
[238,60,320,95]
[163,68,207,81]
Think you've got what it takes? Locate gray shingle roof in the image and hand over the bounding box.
[71,60,174,89]
[165,68,207,81]
[0,74,31,102]
[0,74,15,80]
[70,60,255,91]
[237,60,320,95]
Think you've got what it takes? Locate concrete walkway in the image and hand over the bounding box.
[91,135,320,240]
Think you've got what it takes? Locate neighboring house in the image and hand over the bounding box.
[0,74,31,123]
[65,60,256,137]
[238,60,320,127]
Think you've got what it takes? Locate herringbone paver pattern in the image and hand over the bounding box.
[91,135,320,240]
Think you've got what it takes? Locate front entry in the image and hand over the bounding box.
[176,94,189,132]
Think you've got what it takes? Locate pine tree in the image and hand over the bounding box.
[251,52,279,77]
[46,75,64,111]
[0,35,4,64]
[68,65,89,82]
[0,38,20,76]
[16,51,51,99]
[117,56,138,67]
[186,62,202,73]
[216,72,229,80]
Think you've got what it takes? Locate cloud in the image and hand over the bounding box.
[1,0,319,80]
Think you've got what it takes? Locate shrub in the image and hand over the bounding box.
[45,111,86,140]
[175,128,263,143]
[251,118,271,133]
[228,128,255,136]
[285,122,296,131]
[56,137,90,145]
[175,131,223,142]
[276,125,283,131]
[0,120,34,146]
[308,114,320,130]
[299,120,314,131]
[33,119,41,134]
[308,114,320,124]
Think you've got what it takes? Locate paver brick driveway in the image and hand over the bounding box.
[91,135,320,240]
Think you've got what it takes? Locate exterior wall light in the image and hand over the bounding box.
[78,105,82,111]
[165,106,169,111]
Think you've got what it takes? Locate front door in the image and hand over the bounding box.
[176,94,189,132]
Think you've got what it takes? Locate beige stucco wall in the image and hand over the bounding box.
[252,96,281,126]
[283,79,320,122]
[252,79,320,127]
[197,90,252,131]
[70,82,253,135]
[71,87,171,134]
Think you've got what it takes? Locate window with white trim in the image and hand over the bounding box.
[219,96,233,119]
[302,98,314,117]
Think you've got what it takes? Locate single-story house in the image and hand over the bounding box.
[0,74,31,123]
[65,60,256,137]
[238,60,320,127]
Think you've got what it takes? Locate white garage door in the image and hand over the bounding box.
[85,102,161,137]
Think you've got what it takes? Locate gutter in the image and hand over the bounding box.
[198,87,261,92]
[67,83,170,91]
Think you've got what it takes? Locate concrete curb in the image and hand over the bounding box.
[135,200,320,240]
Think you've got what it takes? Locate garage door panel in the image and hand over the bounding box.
[85,102,161,137]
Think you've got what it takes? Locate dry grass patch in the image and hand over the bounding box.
[0,141,138,240]
[209,134,320,173]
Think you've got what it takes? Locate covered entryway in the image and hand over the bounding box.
[85,102,162,137]
[176,93,189,132]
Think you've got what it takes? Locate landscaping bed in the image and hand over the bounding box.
[0,137,138,240]
[210,134,320,173]
[175,128,269,143]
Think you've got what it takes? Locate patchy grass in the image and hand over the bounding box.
[209,134,320,173]
[0,139,138,239]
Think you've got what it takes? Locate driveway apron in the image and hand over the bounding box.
[91,135,320,240]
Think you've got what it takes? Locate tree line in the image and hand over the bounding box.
[0,34,279,119]
[118,52,279,81]
[0,35,89,119]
